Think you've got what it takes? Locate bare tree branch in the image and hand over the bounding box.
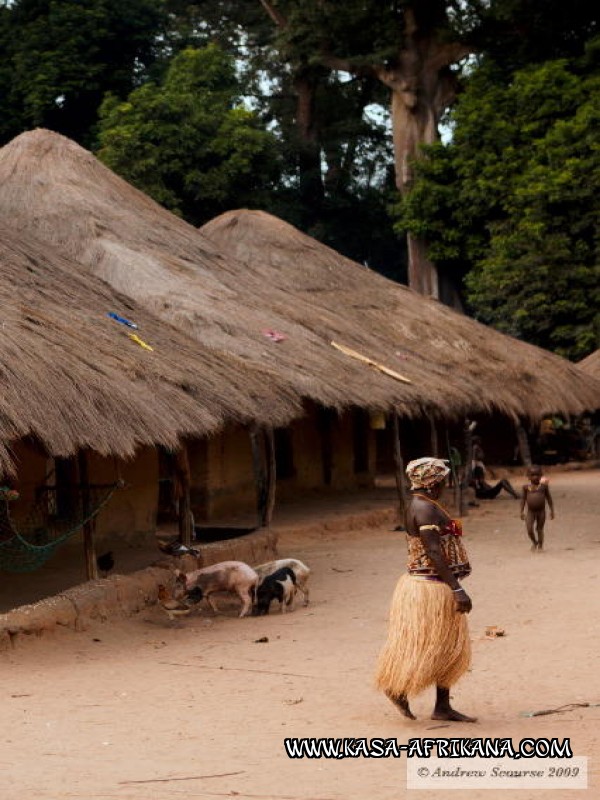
[258,0,287,29]
[427,41,473,72]
[319,52,379,79]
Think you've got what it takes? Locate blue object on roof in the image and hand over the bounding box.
[107,312,138,329]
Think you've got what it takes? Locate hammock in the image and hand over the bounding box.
[0,482,122,572]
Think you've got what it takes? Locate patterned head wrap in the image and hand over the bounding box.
[406,457,450,490]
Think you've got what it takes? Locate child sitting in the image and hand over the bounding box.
[470,465,518,500]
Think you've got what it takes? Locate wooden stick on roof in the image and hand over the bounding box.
[330,341,413,385]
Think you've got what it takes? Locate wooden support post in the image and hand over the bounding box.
[391,413,408,526]
[250,424,267,528]
[78,450,98,581]
[262,426,277,528]
[459,420,475,517]
[516,423,532,467]
[175,444,192,546]
[445,430,461,515]
[429,415,439,457]
[317,407,335,486]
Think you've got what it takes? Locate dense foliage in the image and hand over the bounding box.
[97,46,281,225]
[0,0,165,145]
[396,48,599,359]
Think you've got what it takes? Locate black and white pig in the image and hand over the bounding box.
[254,566,297,615]
[254,558,311,606]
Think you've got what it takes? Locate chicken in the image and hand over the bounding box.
[157,584,192,623]
[96,551,115,578]
[157,539,200,558]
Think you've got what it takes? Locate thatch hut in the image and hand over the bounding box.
[200,210,600,466]
[6,130,595,417]
[0,222,298,579]
[578,350,600,459]
[0,130,441,511]
[201,209,599,413]
[0,130,598,514]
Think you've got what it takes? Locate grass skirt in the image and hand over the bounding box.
[374,574,471,698]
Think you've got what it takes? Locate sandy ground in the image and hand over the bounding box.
[0,469,598,800]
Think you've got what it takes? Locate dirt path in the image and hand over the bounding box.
[0,470,598,799]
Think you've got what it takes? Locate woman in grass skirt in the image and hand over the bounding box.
[375,457,476,722]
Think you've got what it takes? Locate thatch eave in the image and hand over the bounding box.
[201,209,600,419]
[0,130,598,422]
[0,224,300,474]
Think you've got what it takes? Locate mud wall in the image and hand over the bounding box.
[0,527,278,650]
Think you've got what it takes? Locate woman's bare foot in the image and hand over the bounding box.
[386,692,416,720]
[433,687,477,722]
[431,707,477,722]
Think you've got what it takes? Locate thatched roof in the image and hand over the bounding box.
[0,224,299,473]
[0,129,598,420]
[579,350,600,381]
[201,210,600,418]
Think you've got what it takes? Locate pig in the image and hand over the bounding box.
[254,558,311,606]
[176,561,258,618]
[255,567,297,615]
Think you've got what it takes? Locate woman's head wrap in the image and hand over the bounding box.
[406,457,450,490]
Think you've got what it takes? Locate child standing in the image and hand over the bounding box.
[520,465,555,551]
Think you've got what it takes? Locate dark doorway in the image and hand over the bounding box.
[274,428,295,480]
[353,409,370,474]
[53,456,78,520]
[317,407,336,486]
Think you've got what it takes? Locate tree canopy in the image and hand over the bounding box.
[97,45,282,226]
[396,46,600,359]
[0,0,166,145]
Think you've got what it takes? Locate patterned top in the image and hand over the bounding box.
[406,495,471,579]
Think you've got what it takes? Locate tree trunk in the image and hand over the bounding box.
[294,71,325,228]
[259,1,471,298]
[377,10,468,296]
[389,81,440,296]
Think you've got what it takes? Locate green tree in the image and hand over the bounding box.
[97,45,282,226]
[261,66,402,278]
[158,2,404,277]
[185,1,596,296]
[397,51,600,359]
[0,0,166,146]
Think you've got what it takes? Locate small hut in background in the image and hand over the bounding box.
[578,350,600,459]
[0,223,297,588]
[0,131,598,528]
